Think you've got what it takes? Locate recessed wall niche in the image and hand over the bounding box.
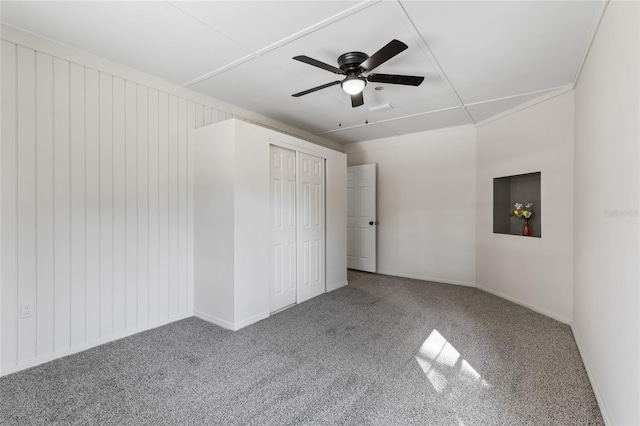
[493,172,541,238]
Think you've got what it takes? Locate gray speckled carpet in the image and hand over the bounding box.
[1,270,603,425]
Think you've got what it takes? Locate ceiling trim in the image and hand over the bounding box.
[463,86,564,107]
[317,106,460,135]
[377,106,459,124]
[166,0,254,53]
[252,0,381,57]
[572,0,610,89]
[475,84,573,128]
[2,1,605,147]
[395,0,476,125]
[316,121,373,135]
[316,84,564,136]
[180,0,382,89]
[181,54,255,88]
[0,23,344,151]
[343,124,476,152]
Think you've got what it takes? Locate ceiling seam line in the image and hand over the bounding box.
[463,86,567,107]
[166,0,259,88]
[178,0,382,89]
[317,106,460,134]
[320,81,568,134]
[572,0,610,89]
[317,124,369,134]
[182,54,254,88]
[238,2,388,111]
[253,0,383,57]
[166,0,255,52]
[376,106,459,123]
[395,0,475,124]
[475,86,575,128]
[251,56,346,106]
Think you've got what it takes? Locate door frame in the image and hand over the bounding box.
[347,163,377,273]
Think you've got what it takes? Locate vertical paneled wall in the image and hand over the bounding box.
[0,40,234,374]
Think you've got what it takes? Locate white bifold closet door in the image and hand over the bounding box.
[269,146,325,312]
[296,152,325,304]
[270,146,297,313]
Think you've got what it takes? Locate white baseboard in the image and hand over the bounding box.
[359,270,570,325]
[194,310,269,331]
[1,313,193,377]
[475,284,571,325]
[376,269,476,288]
[326,280,348,292]
[194,310,235,330]
[234,311,270,330]
[571,324,613,425]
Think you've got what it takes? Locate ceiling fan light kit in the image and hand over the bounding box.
[341,76,366,95]
[292,39,424,108]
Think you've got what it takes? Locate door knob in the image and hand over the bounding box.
[369,221,374,225]
[369,221,379,226]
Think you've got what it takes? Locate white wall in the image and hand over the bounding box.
[344,126,477,286]
[0,25,341,376]
[325,146,349,292]
[231,122,271,326]
[193,122,236,327]
[573,1,640,424]
[475,90,575,324]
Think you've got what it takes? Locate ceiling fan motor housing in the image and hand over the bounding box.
[338,51,369,72]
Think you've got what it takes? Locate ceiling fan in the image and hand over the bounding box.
[291,39,424,108]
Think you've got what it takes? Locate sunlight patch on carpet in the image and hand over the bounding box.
[415,329,491,394]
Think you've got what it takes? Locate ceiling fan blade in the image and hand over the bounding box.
[293,55,344,75]
[351,92,364,108]
[359,39,408,72]
[367,73,424,86]
[292,80,341,97]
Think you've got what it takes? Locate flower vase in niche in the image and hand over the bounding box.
[512,202,534,237]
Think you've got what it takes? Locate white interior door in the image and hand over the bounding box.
[297,152,325,303]
[269,146,297,313]
[347,164,377,272]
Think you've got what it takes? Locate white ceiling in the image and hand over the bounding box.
[1,0,603,145]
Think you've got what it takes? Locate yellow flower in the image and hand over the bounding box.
[513,210,519,215]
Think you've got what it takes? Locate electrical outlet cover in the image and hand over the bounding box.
[20,302,34,318]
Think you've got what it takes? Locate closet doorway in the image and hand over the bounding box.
[270,146,325,313]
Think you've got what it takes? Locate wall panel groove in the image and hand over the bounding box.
[99,72,114,339]
[84,67,100,343]
[35,51,55,356]
[1,40,19,367]
[0,40,228,374]
[53,57,71,352]
[167,95,178,318]
[112,76,126,336]
[137,85,149,328]
[16,45,38,361]
[69,61,86,347]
